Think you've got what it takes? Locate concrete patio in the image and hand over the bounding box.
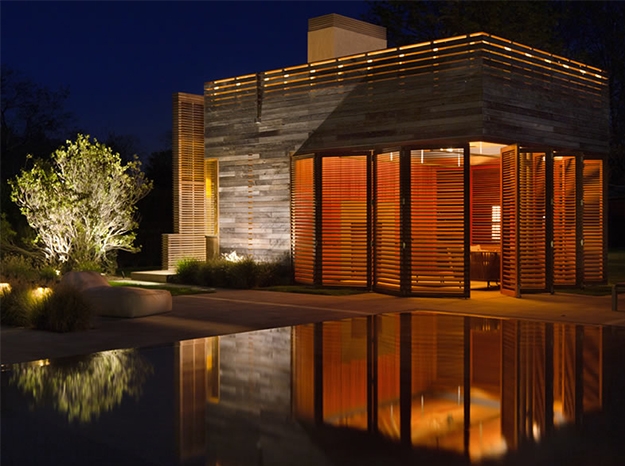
[2,286,624,365]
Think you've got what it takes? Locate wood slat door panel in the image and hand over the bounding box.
[500,146,519,296]
[553,156,577,286]
[292,157,315,284]
[321,156,368,287]
[410,149,466,295]
[583,159,604,283]
[374,152,401,292]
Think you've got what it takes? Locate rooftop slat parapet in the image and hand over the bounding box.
[205,33,607,101]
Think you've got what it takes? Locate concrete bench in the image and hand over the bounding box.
[60,271,172,318]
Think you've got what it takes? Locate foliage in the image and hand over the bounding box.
[175,258,204,285]
[30,284,93,333]
[10,134,153,271]
[10,349,153,423]
[174,255,293,289]
[0,282,36,327]
[0,254,40,283]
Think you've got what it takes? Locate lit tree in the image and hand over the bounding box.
[10,134,152,271]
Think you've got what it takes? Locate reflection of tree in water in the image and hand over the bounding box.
[10,349,153,423]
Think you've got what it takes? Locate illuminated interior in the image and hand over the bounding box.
[291,142,605,296]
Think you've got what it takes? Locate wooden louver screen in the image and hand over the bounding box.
[583,159,604,283]
[321,156,368,287]
[374,153,401,291]
[410,149,465,294]
[173,93,206,235]
[292,157,315,284]
[519,150,546,291]
[501,146,549,295]
[500,147,519,295]
[553,157,577,286]
[470,163,501,245]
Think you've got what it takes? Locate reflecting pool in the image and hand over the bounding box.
[3,312,625,465]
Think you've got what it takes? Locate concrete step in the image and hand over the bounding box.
[130,270,176,283]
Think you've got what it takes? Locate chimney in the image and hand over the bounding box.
[308,13,387,62]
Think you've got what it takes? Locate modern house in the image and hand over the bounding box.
[163,14,609,298]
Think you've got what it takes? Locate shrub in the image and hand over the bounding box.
[257,255,293,287]
[175,258,203,285]
[228,257,258,289]
[0,282,36,327]
[31,285,93,333]
[0,254,39,283]
[173,254,293,289]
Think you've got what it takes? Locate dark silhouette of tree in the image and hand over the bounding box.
[1,66,76,253]
[364,1,563,52]
[364,0,624,188]
[1,66,75,181]
[117,147,173,269]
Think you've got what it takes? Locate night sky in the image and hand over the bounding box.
[2,1,370,156]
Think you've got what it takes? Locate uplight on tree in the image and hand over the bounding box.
[10,134,152,271]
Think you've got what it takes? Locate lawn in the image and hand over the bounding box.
[109,282,214,296]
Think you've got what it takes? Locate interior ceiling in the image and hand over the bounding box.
[470,141,506,165]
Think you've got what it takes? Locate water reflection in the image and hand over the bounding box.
[2,313,624,465]
[10,349,153,423]
[292,314,609,461]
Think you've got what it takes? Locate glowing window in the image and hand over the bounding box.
[492,205,501,241]
[205,159,218,236]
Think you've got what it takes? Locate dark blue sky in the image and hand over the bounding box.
[2,1,370,156]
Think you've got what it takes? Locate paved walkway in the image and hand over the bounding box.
[2,287,624,364]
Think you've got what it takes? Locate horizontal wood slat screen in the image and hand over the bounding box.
[321,156,368,287]
[162,234,207,270]
[410,149,465,294]
[292,157,315,284]
[207,34,605,102]
[173,93,206,235]
[374,152,401,291]
[470,163,501,246]
[501,146,519,296]
[519,151,546,291]
[553,157,577,286]
[583,159,604,283]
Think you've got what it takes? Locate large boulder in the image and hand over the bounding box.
[60,271,172,318]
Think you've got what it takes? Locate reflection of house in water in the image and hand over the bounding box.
[175,314,619,463]
[175,329,330,465]
[293,314,606,460]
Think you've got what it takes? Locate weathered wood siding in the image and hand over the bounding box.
[204,33,608,260]
[480,37,609,154]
